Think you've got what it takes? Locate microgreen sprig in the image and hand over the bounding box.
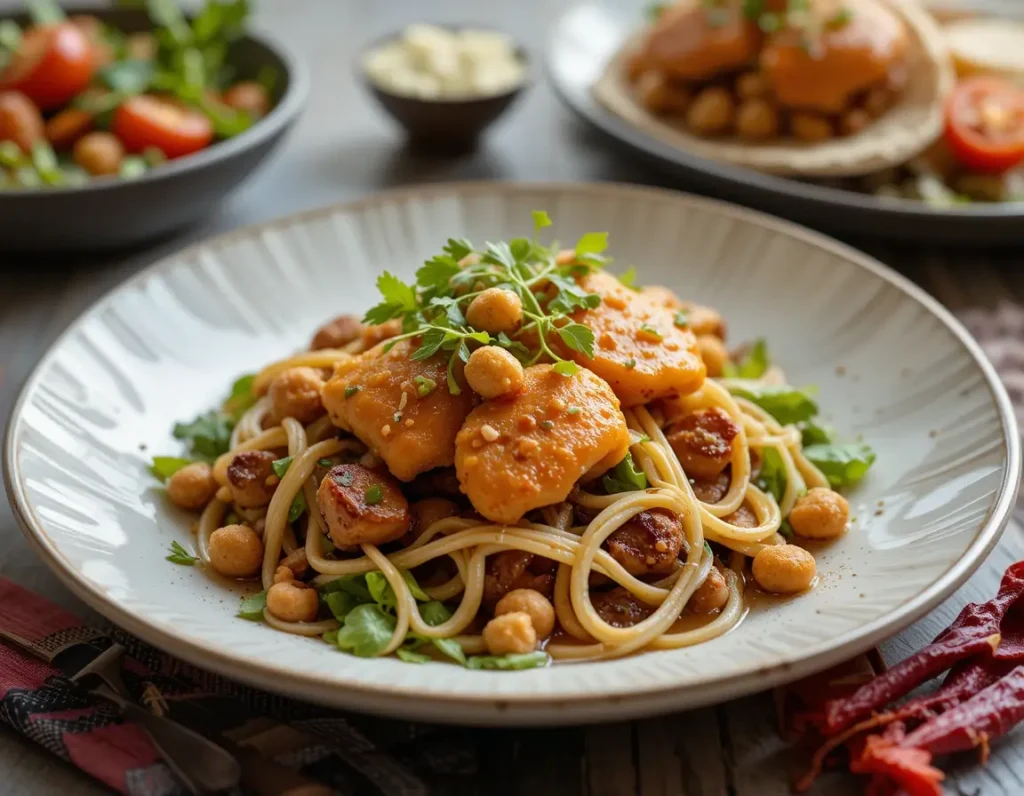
[361,213,610,392]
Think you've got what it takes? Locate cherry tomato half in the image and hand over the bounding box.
[0,23,96,111]
[112,95,214,159]
[944,77,1024,174]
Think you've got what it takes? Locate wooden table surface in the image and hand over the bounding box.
[2,1,1024,794]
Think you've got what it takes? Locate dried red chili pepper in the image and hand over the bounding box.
[822,562,1024,734]
[849,735,944,796]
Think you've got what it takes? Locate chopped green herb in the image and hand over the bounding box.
[758,11,782,32]
[317,458,334,467]
[539,420,555,430]
[639,323,663,341]
[673,311,689,328]
[223,374,257,421]
[238,590,268,620]
[272,456,293,478]
[166,540,198,566]
[728,384,818,425]
[150,456,192,482]
[618,266,640,291]
[466,651,550,670]
[567,406,582,415]
[173,410,233,459]
[778,519,794,540]
[825,7,853,29]
[803,443,876,487]
[333,603,396,657]
[645,2,670,20]
[288,490,307,523]
[552,360,580,377]
[344,385,361,398]
[757,447,788,505]
[396,647,432,663]
[624,358,637,370]
[798,420,833,447]
[414,375,437,397]
[364,485,383,505]
[602,452,648,494]
[723,338,770,379]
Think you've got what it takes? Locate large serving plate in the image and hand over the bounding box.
[545,0,1024,244]
[4,183,1019,725]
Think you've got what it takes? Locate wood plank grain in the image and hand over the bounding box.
[634,710,727,796]
[584,724,637,796]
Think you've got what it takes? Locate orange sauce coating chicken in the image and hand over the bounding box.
[455,365,631,524]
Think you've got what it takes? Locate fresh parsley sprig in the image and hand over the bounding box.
[361,212,610,391]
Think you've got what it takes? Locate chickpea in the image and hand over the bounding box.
[126,32,158,61]
[696,334,729,378]
[222,81,273,119]
[482,611,538,655]
[465,288,523,336]
[736,99,780,141]
[226,450,278,508]
[310,314,363,350]
[495,588,556,638]
[207,524,264,578]
[266,580,320,623]
[790,113,834,144]
[840,108,871,137]
[269,366,325,424]
[0,91,44,154]
[636,70,691,115]
[686,305,725,339]
[863,86,892,119]
[686,87,735,137]
[464,346,525,399]
[167,462,217,510]
[410,497,460,537]
[73,132,124,176]
[788,487,849,540]
[736,71,770,100]
[752,544,816,594]
[689,566,729,613]
[45,108,93,150]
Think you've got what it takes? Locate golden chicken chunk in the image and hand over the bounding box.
[317,463,410,549]
[666,407,741,481]
[322,339,475,481]
[760,0,908,114]
[455,365,631,524]
[566,271,705,407]
[634,0,761,82]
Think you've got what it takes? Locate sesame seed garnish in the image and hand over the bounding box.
[399,391,409,411]
[480,424,499,442]
[381,424,392,438]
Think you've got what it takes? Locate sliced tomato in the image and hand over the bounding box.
[0,23,95,111]
[112,95,214,159]
[945,77,1024,174]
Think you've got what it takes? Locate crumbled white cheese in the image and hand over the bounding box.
[364,24,526,100]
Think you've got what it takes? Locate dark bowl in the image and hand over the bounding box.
[0,5,309,253]
[359,28,528,153]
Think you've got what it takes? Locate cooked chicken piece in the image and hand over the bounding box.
[322,339,475,481]
[455,364,630,524]
[566,271,705,407]
[666,407,740,480]
[317,463,410,549]
[226,451,278,508]
[605,509,685,576]
[723,502,758,528]
[634,0,761,82]
[310,314,364,350]
[641,284,684,311]
[691,471,730,504]
[761,0,908,114]
[590,587,655,628]
[483,551,556,603]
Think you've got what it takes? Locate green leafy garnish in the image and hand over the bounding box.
[396,647,432,663]
[602,452,648,494]
[365,570,430,609]
[288,490,307,523]
[223,374,257,421]
[323,589,361,622]
[624,358,637,370]
[728,385,818,425]
[757,447,787,505]
[618,266,640,291]
[119,156,148,180]
[364,485,383,506]
[413,375,437,397]
[723,338,769,379]
[318,573,373,603]
[173,410,233,459]
[798,420,833,447]
[150,456,192,481]
[166,540,198,566]
[317,458,334,467]
[639,322,662,340]
[272,456,292,478]
[333,603,397,658]
[804,443,876,487]
[28,0,63,25]
[673,311,689,328]
[466,652,550,670]
[645,2,670,21]
[98,59,156,94]
[825,7,853,29]
[344,385,361,398]
[238,590,267,620]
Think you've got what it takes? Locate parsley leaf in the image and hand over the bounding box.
[442,237,474,262]
[363,271,418,325]
[334,604,396,657]
[556,322,596,358]
[288,490,307,523]
[166,540,198,566]
[238,590,268,620]
[799,420,833,446]
[757,447,787,504]
[396,647,432,663]
[223,373,257,421]
[602,453,648,494]
[150,456,192,482]
[272,456,293,478]
[552,360,579,377]
[804,443,876,487]
[416,255,461,292]
[618,266,639,290]
[466,651,550,670]
[728,385,818,425]
[173,410,233,459]
[575,231,608,256]
[722,338,769,379]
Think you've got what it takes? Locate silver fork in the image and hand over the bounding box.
[73,644,241,795]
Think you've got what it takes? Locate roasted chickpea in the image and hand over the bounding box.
[410,497,460,537]
[226,450,278,508]
[686,87,735,137]
[689,566,729,613]
[207,524,264,578]
[269,366,325,424]
[863,86,892,118]
[266,580,320,622]
[636,70,691,115]
[605,509,684,575]
[686,305,725,339]
[167,462,217,510]
[790,113,834,143]
[495,588,556,639]
[666,407,739,480]
[317,463,410,548]
[482,611,538,655]
[736,71,770,100]
[73,132,124,176]
[788,488,849,540]
[840,108,871,137]
[310,314,363,350]
[0,91,44,154]
[696,334,729,377]
[222,81,272,118]
[465,288,523,336]
[464,346,525,399]
[126,32,158,60]
[45,108,93,150]
[736,99,780,141]
[752,545,816,594]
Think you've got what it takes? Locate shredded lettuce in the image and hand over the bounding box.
[804,443,876,487]
[602,452,648,494]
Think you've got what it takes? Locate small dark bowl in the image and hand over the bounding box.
[0,5,309,253]
[359,27,528,153]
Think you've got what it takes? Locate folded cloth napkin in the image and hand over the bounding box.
[0,579,483,796]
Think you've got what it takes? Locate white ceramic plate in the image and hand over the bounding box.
[5,183,1019,726]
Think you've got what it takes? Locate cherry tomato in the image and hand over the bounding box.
[0,23,96,111]
[944,77,1024,174]
[112,95,214,159]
